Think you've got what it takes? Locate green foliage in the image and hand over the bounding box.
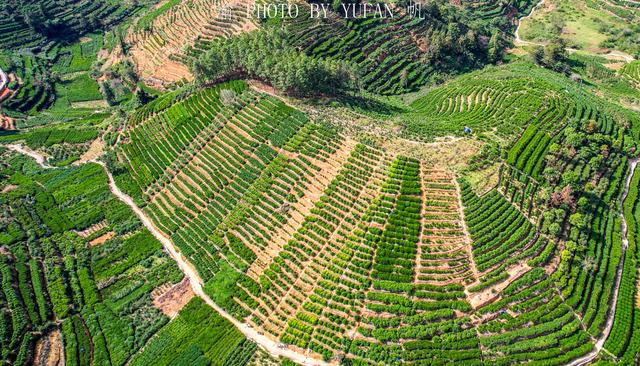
[193,29,355,96]
[129,298,255,366]
[0,156,183,365]
[282,2,495,95]
[530,38,570,73]
[0,0,143,50]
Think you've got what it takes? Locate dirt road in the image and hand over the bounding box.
[566,158,639,366]
[6,144,53,168]
[96,160,334,366]
[3,144,331,365]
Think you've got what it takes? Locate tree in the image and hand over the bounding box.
[569,213,586,229]
[487,30,502,63]
[192,29,356,96]
[543,38,569,73]
[134,88,154,105]
[101,81,116,106]
[581,255,597,272]
[548,13,565,36]
[530,38,569,73]
[530,46,544,65]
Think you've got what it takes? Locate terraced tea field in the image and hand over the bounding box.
[622,61,640,85]
[127,0,254,83]
[2,0,640,363]
[402,63,605,141]
[123,0,527,92]
[0,151,264,365]
[0,0,140,49]
[104,74,640,364]
[282,4,492,95]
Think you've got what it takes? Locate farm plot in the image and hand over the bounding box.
[492,68,640,364]
[0,0,140,51]
[127,0,254,83]
[416,167,476,285]
[129,298,256,366]
[604,161,640,363]
[476,268,594,365]
[0,54,55,114]
[460,0,537,24]
[461,183,553,296]
[0,33,106,120]
[284,3,489,95]
[112,83,495,362]
[106,67,640,363]
[0,154,186,365]
[402,63,589,142]
[0,149,262,366]
[621,60,640,85]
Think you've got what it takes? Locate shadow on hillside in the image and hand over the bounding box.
[306,93,407,117]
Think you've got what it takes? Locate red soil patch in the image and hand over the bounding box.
[152,277,195,318]
[89,232,115,247]
[0,115,15,130]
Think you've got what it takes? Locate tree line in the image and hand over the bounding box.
[192,29,356,96]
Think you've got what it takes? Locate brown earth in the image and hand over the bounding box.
[1,184,18,193]
[152,277,195,318]
[74,136,105,165]
[33,329,64,366]
[0,114,15,130]
[89,231,115,246]
[128,0,256,84]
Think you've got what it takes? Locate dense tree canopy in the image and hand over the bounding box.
[192,30,356,96]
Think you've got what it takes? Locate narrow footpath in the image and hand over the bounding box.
[4,143,331,365]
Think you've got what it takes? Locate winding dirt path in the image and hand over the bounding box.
[567,158,639,366]
[4,144,330,365]
[5,144,639,366]
[96,159,333,366]
[0,67,8,92]
[514,0,546,47]
[6,144,53,168]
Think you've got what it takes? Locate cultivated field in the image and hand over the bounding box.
[2,0,640,364]
[127,0,254,84]
[106,73,640,363]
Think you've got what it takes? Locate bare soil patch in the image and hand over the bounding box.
[382,136,482,170]
[152,277,195,318]
[605,62,626,71]
[1,184,17,193]
[71,100,108,109]
[33,329,64,366]
[74,136,105,165]
[76,221,107,238]
[0,114,15,130]
[89,231,115,247]
[467,263,531,309]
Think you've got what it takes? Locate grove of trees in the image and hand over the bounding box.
[192,29,356,96]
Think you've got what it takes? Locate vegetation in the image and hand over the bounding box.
[0,0,142,49]
[2,0,640,365]
[518,0,640,56]
[0,152,181,364]
[193,30,356,96]
[129,298,256,366]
